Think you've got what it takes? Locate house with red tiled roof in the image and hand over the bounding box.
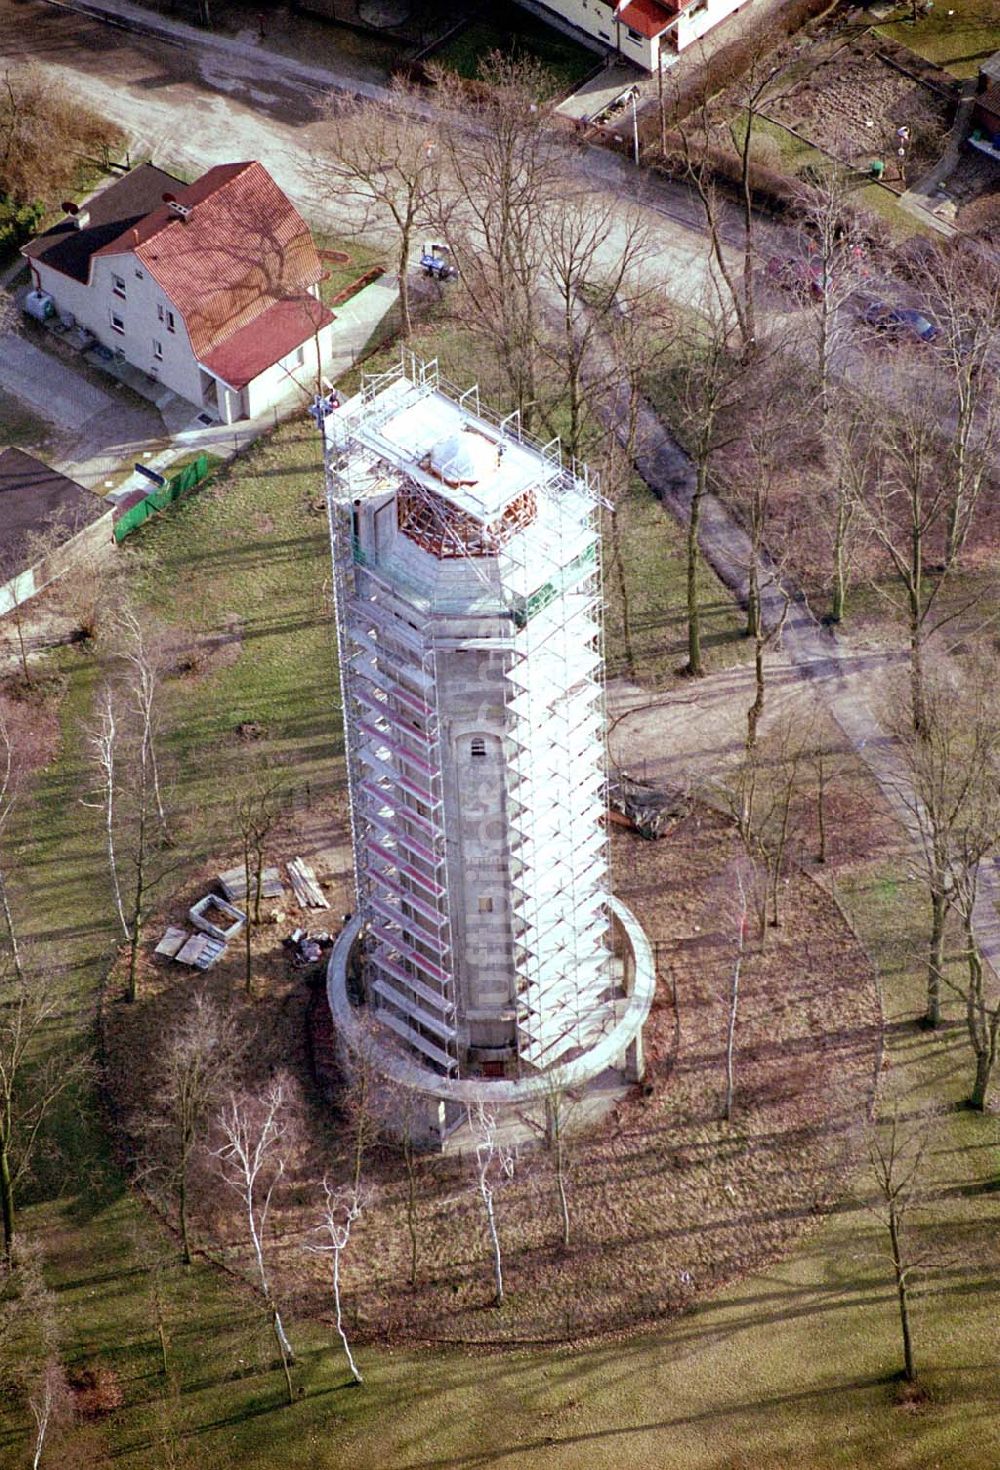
[22,162,335,424]
[530,0,749,70]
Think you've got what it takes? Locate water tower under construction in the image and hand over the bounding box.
[324,353,653,1145]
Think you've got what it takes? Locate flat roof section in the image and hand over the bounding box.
[0,448,104,583]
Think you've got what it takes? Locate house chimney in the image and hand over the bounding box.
[161,192,191,223]
[61,201,90,230]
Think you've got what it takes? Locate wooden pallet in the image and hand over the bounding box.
[287,857,330,909]
[174,933,227,969]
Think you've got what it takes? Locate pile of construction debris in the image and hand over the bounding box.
[153,854,333,972]
[607,775,692,841]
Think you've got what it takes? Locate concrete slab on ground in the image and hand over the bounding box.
[556,63,641,122]
[326,273,399,380]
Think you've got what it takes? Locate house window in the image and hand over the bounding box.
[110,311,125,335]
[470,737,487,759]
[478,896,494,914]
[158,304,176,332]
[290,344,305,368]
[112,273,126,299]
[166,309,175,333]
[153,339,163,360]
[627,26,642,39]
[135,268,144,279]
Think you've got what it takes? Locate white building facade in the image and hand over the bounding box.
[23,162,335,425]
[529,0,750,70]
[325,357,653,1136]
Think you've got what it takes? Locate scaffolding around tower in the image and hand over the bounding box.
[324,352,653,1141]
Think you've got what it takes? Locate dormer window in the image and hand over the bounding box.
[112,273,126,300]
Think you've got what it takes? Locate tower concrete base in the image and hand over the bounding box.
[327,895,656,1153]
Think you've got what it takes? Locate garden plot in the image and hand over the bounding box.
[764,37,954,181]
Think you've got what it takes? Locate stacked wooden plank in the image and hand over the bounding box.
[287,857,329,909]
[217,865,284,904]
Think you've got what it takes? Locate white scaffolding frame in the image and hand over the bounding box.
[326,352,614,1079]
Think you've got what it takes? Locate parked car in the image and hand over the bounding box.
[420,242,458,282]
[863,302,939,343]
[766,254,823,300]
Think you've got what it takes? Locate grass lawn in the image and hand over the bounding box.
[746,115,936,239]
[430,2,597,96]
[1,320,999,1467]
[314,232,388,308]
[877,0,1000,78]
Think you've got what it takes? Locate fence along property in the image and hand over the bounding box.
[112,453,215,543]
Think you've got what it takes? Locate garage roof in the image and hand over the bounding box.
[0,449,104,583]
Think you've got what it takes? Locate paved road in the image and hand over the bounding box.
[0,0,731,299]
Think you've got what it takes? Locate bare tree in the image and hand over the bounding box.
[914,242,1000,566]
[232,767,281,998]
[29,1359,72,1469]
[725,386,797,750]
[0,1239,70,1465]
[342,1019,385,1196]
[791,171,871,421]
[670,303,748,677]
[519,1075,581,1251]
[0,713,23,981]
[854,375,980,738]
[670,49,791,354]
[722,718,806,938]
[316,79,438,340]
[113,605,169,838]
[468,1097,515,1307]
[85,686,129,942]
[309,1180,365,1385]
[594,289,675,675]
[724,867,750,1124]
[143,993,243,1265]
[536,194,655,457]
[864,1110,937,1385]
[213,1078,297,1403]
[85,614,176,1002]
[822,399,872,625]
[943,769,1000,1110]
[434,52,564,430]
[893,672,1000,1030]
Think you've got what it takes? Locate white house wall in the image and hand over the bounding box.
[31,250,204,406]
[675,0,745,49]
[31,249,335,422]
[242,318,336,420]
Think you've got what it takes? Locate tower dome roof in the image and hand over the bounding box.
[427,429,497,488]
